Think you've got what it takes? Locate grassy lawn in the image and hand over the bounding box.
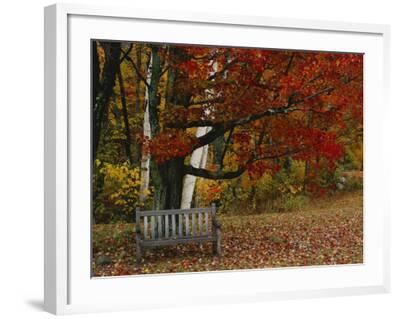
[92,190,363,277]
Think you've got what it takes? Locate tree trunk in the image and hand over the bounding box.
[139,52,153,203]
[92,42,120,224]
[141,45,163,205]
[200,140,209,169]
[148,45,162,136]
[139,103,151,203]
[135,44,142,113]
[134,44,143,164]
[117,66,133,164]
[92,41,100,107]
[212,135,225,168]
[157,157,185,209]
[180,127,210,209]
[180,60,218,208]
[303,110,314,192]
[92,42,121,161]
[153,72,183,211]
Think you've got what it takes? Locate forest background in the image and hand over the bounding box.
[92,41,363,275]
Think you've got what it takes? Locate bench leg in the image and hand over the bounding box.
[136,235,142,266]
[212,228,221,256]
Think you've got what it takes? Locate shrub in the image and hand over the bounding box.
[93,160,147,223]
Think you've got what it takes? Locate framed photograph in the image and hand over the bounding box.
[44,3,390,315]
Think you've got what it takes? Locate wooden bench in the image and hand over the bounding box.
[135,204,221,265]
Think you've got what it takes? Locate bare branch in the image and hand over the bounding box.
[284,53,295,75]
[207,58,239,81]
[184,147,305,180]
[167,73,360,151]
[186,96,224,107]
[119,44,133,63]
[121,51,150,88]
[160,64,170,77]
[184,164,246,180]
[291,86,334,105]
[167,105,299,130]
[253,148,304,162]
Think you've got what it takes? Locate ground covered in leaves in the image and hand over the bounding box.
[92,191,363,277]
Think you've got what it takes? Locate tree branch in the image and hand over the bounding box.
[188,106,300,152]
[187,96,224,107]
[291,86,334,105]
[253,148,304,162]
[195,125,227,149]
[168,74,360,150]
[119,44,133,64]
[184,147,305,180]
[184,164,246,180]
[207,58,239,81]
[166,105,299,130]
[284,53,295,75]
[121,51,150,88]
[160,64,170,77]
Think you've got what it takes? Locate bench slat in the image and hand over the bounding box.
[198,213,202,235]
[185,215,189,236]
[164,215,169,238]
[151,216,155,239]
[139,210,212,240]
[144,216,148,239]
[178,214,183,237]
[192,213,196,236]
[158,216,162,238]
[171,214,176,237]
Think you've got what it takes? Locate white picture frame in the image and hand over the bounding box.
[44,3,390,315]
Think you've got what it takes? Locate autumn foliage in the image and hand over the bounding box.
[153,46,362,190]
[92,40,363,274]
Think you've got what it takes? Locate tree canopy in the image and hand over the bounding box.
[92,41,363,219]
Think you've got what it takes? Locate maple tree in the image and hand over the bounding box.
[92,41,363,212]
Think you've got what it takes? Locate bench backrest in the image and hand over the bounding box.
[136,204,216,240]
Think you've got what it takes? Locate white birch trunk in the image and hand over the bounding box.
[139,54,152,202]
[180,127,210,209]
[180,60,218,209]
[200,140,209,169]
